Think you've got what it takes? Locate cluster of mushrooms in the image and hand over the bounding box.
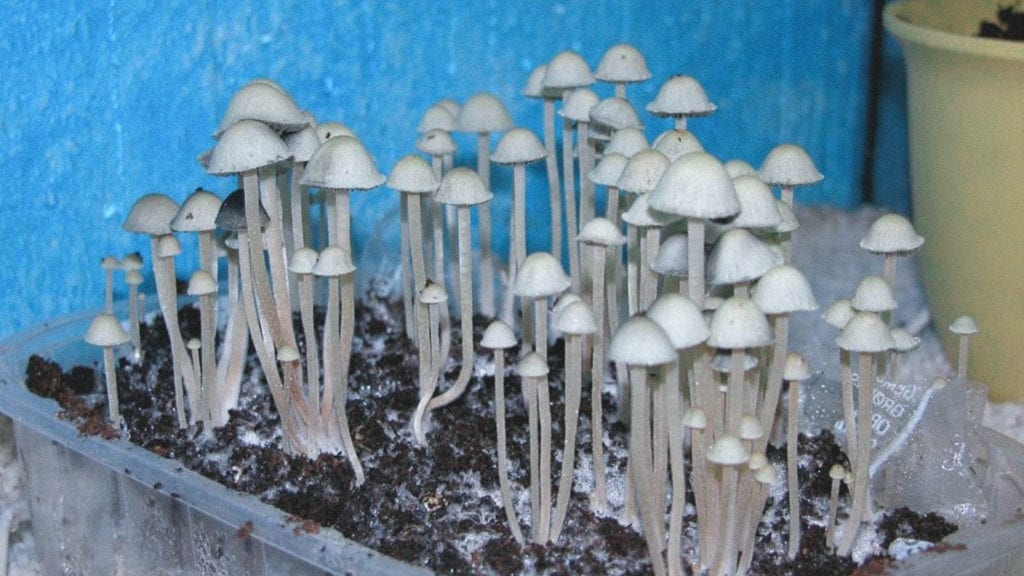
[81,43,984,575]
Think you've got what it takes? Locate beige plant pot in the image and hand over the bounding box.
[884,0,1024,401]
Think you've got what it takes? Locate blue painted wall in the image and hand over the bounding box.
[0,0,890,338]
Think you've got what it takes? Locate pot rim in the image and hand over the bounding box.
[884,0,1024,62]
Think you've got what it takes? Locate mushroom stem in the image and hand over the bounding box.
[756,315,789,454]
[335,272,364,483]
[413,300,442,446]
[493,349,525,544]
[957,334,970,382]
[840,349,857,466]
[629,366,667,576]
[102,346,121,427]
[641,227,661,310]
[150,237,190,429]
[477,132,496,318]
[687,219,705,307]
[786,378,801,559]
[826,470,843,549]
[666,359,687,576]
[562,114,580,293]
[214,250,248,426]
[526,372,541,542]
[589,246,609,512]
[400,194,415,339]
[550,332,583,543]
[128,279,141,358]
[297,272,320,430]
[537,362,553,542]
[543,97,562,259]
[838,352,876,556]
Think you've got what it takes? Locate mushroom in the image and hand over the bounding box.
[646,75,717,131]
[158,234,202,424]
[560,88,601,238]
[859,213,924,290]
[826,463,847,550]
[604,127,650,159]
[186,269,219,424]
[550,299,596,543]
[823,298,858,460]
[418,103,457,135]
[456,93,513,318]
[608,314,677,576]
[724,159,758,179]
[283,125,321,256]
[85,313,131,427]
[589,97,644,141]
[480,319,524,544]
[949,315,979,382]
[737,459,779,574]
[576,217,625,512]
[782,352,812,559]
[652,128,704,162]
[288,247,321,429]
[651,233,689,295]
[120,253,144,357]
[100,256,120,313]
[512,252,571,363]
[705,435,751,576]
[708,228,782,298]
[516,351,551,543]
[491,127,547,295]
[588,152,630,340]
[426,168,493,412]
[617,149,672,311]
[888,327,921,382]
[214,80,307,138]
[682,407,713,566]
[595,43,651,99]
[758,143,824,208]
[412,280,448,446]
[770,198,802,263]
[415,128,458,320]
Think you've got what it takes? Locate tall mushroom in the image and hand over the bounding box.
[491,127,547,292]
[120,253,144,357]
[949,315,979,382]
[858,213,924,293]
[560,88,601,238]
[646,75,717,131]
[652,128,704,162]
[758,143,823,263]
[412,280,448,446]
[517,351,551,543]
[85,313,131,427]
[596,43,651,99]
[512,252,571,363]
[782,352,812,559]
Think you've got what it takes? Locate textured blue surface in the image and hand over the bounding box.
[0,0,888,338]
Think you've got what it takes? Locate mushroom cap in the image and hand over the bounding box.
[773,199,801,233]
[604,128,650,159]
[754,464,779,485]
[125,270,143,286]
[752,265,819,315]
[277,345,300,363]
[289,247,319,274]
[622,193,678,229]
[517,351,550,378]
[124,194,180,236]
[560,88,600,123]
[312,245,356,277]
[187,270,217,296]
[557,300,598,336]
[552,293,584,317]
[851,275,897,313]
[588,153,629,187]
[491,128,546,165]
[724,159,758,179]
[647,293,709,350]
[707,435,750,466]
[301,135,386,191]
[651,233,689,277]
[541,50,595,90]
[890,327,921,353]
[85,313,130,347]
[682,407,707,429]
[836,311,895,353]
[316,121,356,142]
[156,235,181,259]
[783,352,812,381]
[739,415,765,441]
[646,75,717,118]
[436,98,461,118]
[707,297,772,349]
[949,315,980,335]
[649,152,740,220]
[215,188,268,232]
[522,64,561,99]
[748,452,768,471]
[513,252,571,298]
[171,188,223,233]
[589,97,643,131]
[829,464,846,480]
[481,319,517,350]
[710,350,759,373]
[120,253,143,271]
[616,149,669,194]
[708,228,782,286]
[285,126,321,164]
[456,92,513,134]
[207,119,290,176]
[418,104,457,134]
[215,82,307,136]
[186,338,202,350]
[578,217,627,247]
[731,175,782,229]
[758,143,824,187]
[932,376,948,390]
[418,279,448,304]
[387,154,439,194]
[860,213,924,256]
[596,43,651,84]
[416,129,457,157]
[435,167,493,206]
[652,129,704,162]
[608,314,677,367]
[100,256,120,271]
[822,299,855,330]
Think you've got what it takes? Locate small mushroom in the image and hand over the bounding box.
[187,270,219,424]
[949,315,979,382]
[491,127,547,294]
[859,213,924,289]
[823,298,858,460]
[100,256,120,313]
[595,43,651,99]
[560,88,601,236]
[412,280,448,447]
[705,435,751,576]
[517,351,552,543]
[646,74,717,131]
[826,463,847,550]
[85,313,131,427]
[652,128,704,162]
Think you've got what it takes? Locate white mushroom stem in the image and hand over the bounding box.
[666,359,687,576]
[629,366,667,576]
[627,224,640,317]
[492,349,525,544]
[290,161,311,251]
[101,345,121,427]
[837,352,876,556]
[687,219,706,307]
[104,266,115,314]
[550,331,584,543]
[715,464,742,576]
[840,349,857,466]
[526,374,541,542]
[537,365,553,542]
[604,186,623,337]
[578,122,596,243]
[151,239,193,429]
[297,271,320,432]
[412,301,442,446]
[198,289,216,423]
[428,187,454,370]
[335,272,364,484]
[400,194,415,339]
[214,252,247,426]
[826,475,842,549]
[128,280,141,358]
[786,378,801,559]
[957,333,971,382]
[756,315,790,454]
[562,114,580,293]
[543,97,562,259]
[477,132,496,318]
[409,195,429,310]
[588,245,609,512]
[691,424,714,570]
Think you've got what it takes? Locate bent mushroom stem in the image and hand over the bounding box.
[550,331,583,543]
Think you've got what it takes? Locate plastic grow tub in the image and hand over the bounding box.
[1,305,1023,575]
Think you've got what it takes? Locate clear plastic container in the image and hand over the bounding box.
[1,306,1023,575]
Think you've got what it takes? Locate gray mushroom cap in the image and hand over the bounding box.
[754,463,779,485]
[890,328,921,353]
[215,189,268,232]
[301,135,386,191]
[207,119,290,176]
[652,129,704,161]
[708,228,782,286]
[682,407,707,430]
[285,126,321,164]
[316,121,356,142]
[289,247,319,275]
[707,435,750,466]
[171,188,222,233]
[707,297,772,349]
[85,313,131,347]
[560,88,600,123]
[513,252,571,298]
[481,319,517,350]
[622,193,678,229]
[517,351,550,378]
[577,217,627,246]
[651,234,689,277]
[949,315,980,335]
[456,92,513,134]
[557,300,598,336]
[187,270,218,296]
[215,82,307,137]
[739,415,765,441]
[277,345,300,363]
[523,64,559,100]
[156,235,181,259]
[608,314,677,367]
[589,97,643,132]
[724,159,758,179]
[604,128,650,158]
[649,152,740,220]
[616,149,669,195]
[851,275,897,313]
[435,167,493,206]
[773,200,800,233]
[124,193,180,236]
[751,265,819,315]
[731,175,782,229]
[313,245,356,277]
[418,279,448,305]
[541,51,595,90]
[491,128,546,165]
[588,153,630,187]
[416,129,457,157]
[647,293,709,350]
[418,104,457,134]
[711,351,759,373]
[822,299,855,330]
[758,143,824,187]
[387,155,440,194]
[783,352,812,381]
[836,311,895,353]
[859,213,924,256]
[646,75,717,118]
[596,43,651,84]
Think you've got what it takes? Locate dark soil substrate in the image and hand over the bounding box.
[24,293,956,574]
